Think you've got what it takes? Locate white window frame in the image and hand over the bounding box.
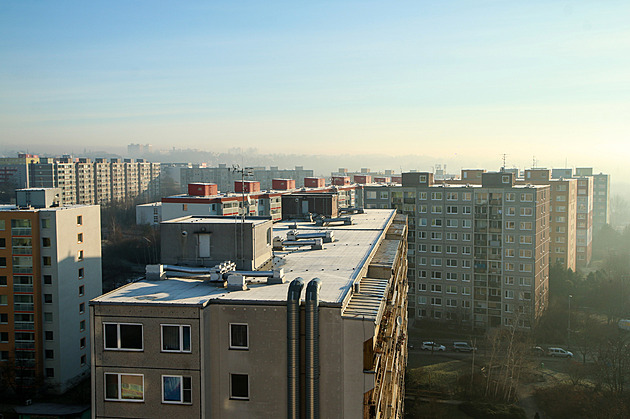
[162,375,192,404]
[229,373,250,400]
[229,323,249,350]
[104,373,144,402]
[103,323,144,351]
[160,324,191,353]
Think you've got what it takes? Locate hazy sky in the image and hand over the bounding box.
[1,1,629,176]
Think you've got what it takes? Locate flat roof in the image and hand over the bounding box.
[161,215,271,226]
[93,209,396,307]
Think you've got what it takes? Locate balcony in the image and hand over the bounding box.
[14,322,35,331]
[12,246,32,255]
[11,228,31,236]
[13,284,33,293]
[15,341,35,350]
[14,303,34,311]
[13,267,33,274]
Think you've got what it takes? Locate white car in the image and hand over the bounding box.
[548,347,573,358]
[421,341,446,351]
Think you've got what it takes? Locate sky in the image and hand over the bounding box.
[1,1,629,178]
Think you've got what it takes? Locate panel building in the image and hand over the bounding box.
[91,210,408,418]
[0,191,102,393]
[364,171,550,329]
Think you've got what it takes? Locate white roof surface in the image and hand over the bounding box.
[93,209,396,307]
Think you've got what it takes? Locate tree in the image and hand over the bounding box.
[593,330,630,396]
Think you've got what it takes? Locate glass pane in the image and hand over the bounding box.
[104,324,118,349]
[182,326,191,352]
[163,376,181,402]
[162,326,179,351]
[120,324,142,349]
[105,374,118,399]
[183,377,192,403]
[231,374,248,399]
[121,375,143,400]
[231,325,247,348]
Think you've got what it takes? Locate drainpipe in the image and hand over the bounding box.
[305,277,322,419]
[287,277,305,419]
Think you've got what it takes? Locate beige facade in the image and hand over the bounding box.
[91,210,407,418]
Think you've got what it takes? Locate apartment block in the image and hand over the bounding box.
[93,159,112,205]
[0,154,39,192]
[592,173,610,231]
[123,159,139,200]
[91,210,407,418]
[109,159,125,202]
[522,169,578,271]
[364,171,550,329]
[75,158,95,205]
[575,176,594,265]
[0,194,102,393]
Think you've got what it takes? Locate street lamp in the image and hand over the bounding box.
[567,294,573,349]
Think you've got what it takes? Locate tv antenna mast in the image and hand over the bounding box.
[229,164,253,267]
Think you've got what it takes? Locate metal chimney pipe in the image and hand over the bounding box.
[287,277,305,419]
[305,277,322,419]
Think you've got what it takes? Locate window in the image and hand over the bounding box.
[431,297,442,306]
[520,207,533,216]
[431,205,442,214]
[81,355,87,366]
[45,331,53,340]
[446,232,458,241]
[520,236,533,245]
[431,219,442,227]
[462,260,471,268]
[418,283,427,292]
[44,294,52,304]
[446,219,458,228]
[80,337,86,348]
[43,275,52,285]
[520,193,533,202]
[446,259,457,267]
[506,207,515,216]
[161,325,191,352]
[77,250,84,261]
[104,323,143,351]
[0,313,7,323]
[230,324,248,350]
[79,302,85,314]
[230,374,249,400]
[42,237,51,247]
[0,276,6,286]
[163,375,192,404]
[502,175,510,184]
[505,221,515,229]
[77,216,82,225]
[46,368,55,378]
[431,192,442,200]
[79,285,84,296]
[447,192,458,200]
[431,284,442,293]
[462,233,471,241]
[42,256,51,266]
[45,349,54,359]
[418,244,426,252]
[77,233,83,243]
[519,222,532,230]
[505,290,514,299]
[431,271,442,279]
[462,246,471,255]
[462,206,471,214]
[80,320,86,332]
[418,296,427,304]
[462,220,471,228]
[446,272,458,280]
[505,234,515,243]
[505,249,515,257]
[505,276,515,285]
[431,232,442,240]
[44,312,53,322]
[78,268,84,279]
[105,373,144,401]
[446,245,457,254]
[418,270,427,278]
[431,258,442,266]
[519,263,532,272]
[446,285,457,294]
[463,192,472,201]
[519,249,532,258]
[431,245,442,253]
[418,204,427,213]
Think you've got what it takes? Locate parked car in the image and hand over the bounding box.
[421,341,446,351]
[548,347,573,358]
[531,346,545,356]
[452,341,477,352]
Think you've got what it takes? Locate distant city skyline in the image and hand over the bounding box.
[1,1,629,179]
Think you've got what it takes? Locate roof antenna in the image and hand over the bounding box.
[502,153,507,170]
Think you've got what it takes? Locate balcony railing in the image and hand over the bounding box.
[14,303,34,311]
[14,322,35,330]
[13,267,33,274]
[12,246,32,255]
[11,228,32,236]
[13,284,33,293]
[15,341,35,350]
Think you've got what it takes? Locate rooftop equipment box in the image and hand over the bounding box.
[332,176,350,186]
[272,179,296,190]
[235,180,261,193]
[391,176,402,184]
[188,183,218,196]
[353,175,371,184]
[304,177,326,188]
[373,176,390,183]
[282,193,338,219]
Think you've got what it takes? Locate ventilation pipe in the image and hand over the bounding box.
[287,277,305,419]
[305,277,322,419]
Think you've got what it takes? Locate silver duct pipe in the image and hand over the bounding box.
[305,277,322,419]
[287,277,305,419]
